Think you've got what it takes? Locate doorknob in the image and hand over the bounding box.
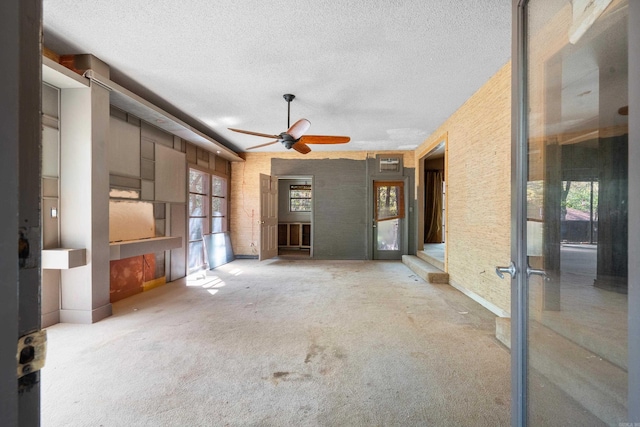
[527,266,547,279]
[495,261,517,279]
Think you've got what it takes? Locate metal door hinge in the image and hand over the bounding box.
[17,330,47,378]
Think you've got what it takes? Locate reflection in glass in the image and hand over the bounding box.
[188,241,204,271]
[376,186,400,220]
[211,176,226,197]
[376,219,399,250]
[525,1,628,424]
[189,169,209,194]
[189,218,204,240]
[189,194,207,216]
[211,197,227,216]
[211,217,226,233]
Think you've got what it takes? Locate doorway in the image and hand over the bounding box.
[419,138,447,270]
[373,180,406,260]
[510,0,638,424]
[277,176,313,259]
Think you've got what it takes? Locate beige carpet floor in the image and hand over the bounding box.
[42,259,512,426]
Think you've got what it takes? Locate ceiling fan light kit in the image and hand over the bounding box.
[228,94,350,154]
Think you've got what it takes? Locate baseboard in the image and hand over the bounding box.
[92,303,112,323]
[60,303,112,324]
[234,255,258,259]
[42,310,60,328]
[448,279,510,318]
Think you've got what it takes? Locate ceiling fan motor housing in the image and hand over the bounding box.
[280,133,296,149]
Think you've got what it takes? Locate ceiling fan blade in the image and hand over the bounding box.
[292,141,312,154]
[299,135,350,145]
[246,140,279,150]
[228,128,279,139]
[287,118,311,140]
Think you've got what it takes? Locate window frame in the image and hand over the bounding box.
[188,168,210,272]
[289,184,312,213]
[211,174,228,233]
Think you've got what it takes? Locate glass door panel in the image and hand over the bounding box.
[376,219,399,251]
[525,1,629,424]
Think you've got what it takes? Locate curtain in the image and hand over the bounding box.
[425,170,443,243]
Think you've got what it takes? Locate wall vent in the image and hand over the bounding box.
[378,156,402,173]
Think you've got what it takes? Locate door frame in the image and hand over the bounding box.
[370,176,409,260]
[1,0,42,424]
[417,135,448,270]
[277,175,314,258]
[511,0,640,424]
[511,1,529,425]
[630,1,640,421]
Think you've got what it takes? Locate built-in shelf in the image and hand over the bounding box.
[278,223,311,248]
[42,248,87,269]
[109,236,182,261]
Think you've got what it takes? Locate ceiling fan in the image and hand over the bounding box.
[228,94,350,154]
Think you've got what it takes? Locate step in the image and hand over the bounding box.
[402,255,449,284]
[417,250,445,271]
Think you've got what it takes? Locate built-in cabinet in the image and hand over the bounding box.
[278,223,311,248]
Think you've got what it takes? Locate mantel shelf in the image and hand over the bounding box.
[109,236,182,261]
[42,248,87,270]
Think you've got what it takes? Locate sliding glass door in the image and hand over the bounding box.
[510,0,639,424]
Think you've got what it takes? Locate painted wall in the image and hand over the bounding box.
[415,61,512,315]
[273,159,367,259]
[41,83,62,327]
[230,151,415,259]
[59,83,112,324]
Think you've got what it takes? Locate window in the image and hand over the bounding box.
[290,184,311,212]
[188,169,209,272]
[211,175,228,233]
[374,181,405,221]
[188,169,229,272]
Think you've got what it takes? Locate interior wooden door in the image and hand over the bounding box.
[259,173,278,260]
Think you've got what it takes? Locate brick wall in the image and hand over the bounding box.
[416,61,512,314]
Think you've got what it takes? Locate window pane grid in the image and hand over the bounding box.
[189,171,228,271]
[290,184,311,212]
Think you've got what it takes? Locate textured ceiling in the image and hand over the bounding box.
[42,1,512,154]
